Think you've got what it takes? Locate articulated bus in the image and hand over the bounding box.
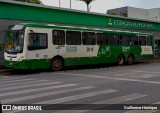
[4,23,154,71]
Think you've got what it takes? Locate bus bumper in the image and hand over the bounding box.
[4,60,28,69]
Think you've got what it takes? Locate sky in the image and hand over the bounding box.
[41,0,160,14]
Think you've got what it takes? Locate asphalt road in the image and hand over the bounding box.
[1,62,160,113]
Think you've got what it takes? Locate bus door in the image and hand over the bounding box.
[27,31,49,69]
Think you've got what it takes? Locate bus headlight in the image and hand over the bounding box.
[18,55,25,61]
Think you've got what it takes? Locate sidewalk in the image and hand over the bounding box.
[0,65,13,73]
[0,68,13,73]
[0,65,3,69]
[147,58,160,63]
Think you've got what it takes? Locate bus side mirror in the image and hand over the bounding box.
[30,30,34,33]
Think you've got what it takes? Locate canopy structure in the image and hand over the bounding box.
[0,0,160,64]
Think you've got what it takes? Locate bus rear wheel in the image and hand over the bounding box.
[51,57,63,71]
[117,55,125,66]
[127,55,134,65]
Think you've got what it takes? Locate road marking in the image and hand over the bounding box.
[55,93,147,113]
[124,101,160,113]
[129,65,160,70]
[37,89,118,104]
[2,86,95,104]
[0,82,61,91]
[0,76,26,80]
[0,78,38,84]
[129,70,160,74]
[90,70,127,75]
[140,74,158,78]
[0,80,49,86]
[113,73,157,79]
[94,93,147,104]
[56,73,160,85]
[0,84,77,98]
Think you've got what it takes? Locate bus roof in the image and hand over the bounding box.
[18,23,152,36]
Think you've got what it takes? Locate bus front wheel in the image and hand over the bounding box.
[127,55,134,65]
[117,55,125,66]
[51,57,63,71]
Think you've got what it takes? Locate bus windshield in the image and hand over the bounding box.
[5,30,24,54]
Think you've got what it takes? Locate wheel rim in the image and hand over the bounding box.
[52,59,62,71]
[128,56,133,64]
[118,56,124,65]
[53,60,60,68]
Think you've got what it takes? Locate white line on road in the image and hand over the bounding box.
[0,84,77,97]
[56,73,160,85]
[0,82,61,91]
[129,70,160,74]
[113,73,158,79]
[0,78,38,84]
[2,86,95,104]
[129,65,160,70]
[94,93,147,104]
[0,76,28,80]
[0,80,49,86]
[37,89,118,104]
[56,93,147,113]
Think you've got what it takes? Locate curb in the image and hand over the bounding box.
[0,65,3,69]
[0,69,13,73]
[0,66,13,72]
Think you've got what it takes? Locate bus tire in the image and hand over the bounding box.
[127,54,134,65]
[51,57,63,71]
[117,55,125,66]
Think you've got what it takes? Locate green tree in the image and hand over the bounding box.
[78,0,95,12]
[14,0,42,4]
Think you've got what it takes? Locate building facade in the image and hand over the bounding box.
[107,6,160,21]
[107,6,160,58]
[1,0,160,64]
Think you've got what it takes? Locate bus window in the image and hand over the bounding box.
[131,35,138,45]
[52,30,65,45]
[66,31,81,45]
[119,35,130,46]
[139,36,146,46]
[97,33,108,45]
[82,32,96,45]
[147,36,152,46]
[28,33,48,50]
[108,34,119,45]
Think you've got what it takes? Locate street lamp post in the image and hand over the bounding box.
[70,0,71,9]
[58,0,71,9]
[59,0,61,7]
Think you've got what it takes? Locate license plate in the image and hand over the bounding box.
[9,62,13,65]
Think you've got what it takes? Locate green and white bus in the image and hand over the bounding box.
[4,23,154,71]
